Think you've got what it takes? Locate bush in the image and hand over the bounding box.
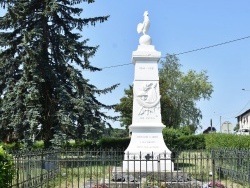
[177,134,205,150]
[97,137,130,150]
[205,133,250,149]
[72,140,97,149]
[32,140,44,149]
[162,127,187,151]
[0,142,17,151]
[0,146,15,187]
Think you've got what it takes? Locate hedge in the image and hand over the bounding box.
[0,146,15,187]
[1,132,250,151]
[204,133,250,149]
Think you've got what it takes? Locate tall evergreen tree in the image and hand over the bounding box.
[0,0,118,148]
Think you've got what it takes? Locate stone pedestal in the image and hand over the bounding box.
[123,44,173,172]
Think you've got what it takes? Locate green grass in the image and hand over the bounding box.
[47,165,112,188]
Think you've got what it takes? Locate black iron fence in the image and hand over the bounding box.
[7,149,250,188]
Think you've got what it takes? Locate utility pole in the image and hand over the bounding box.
[220,116,221,133]
[210,119,212,132]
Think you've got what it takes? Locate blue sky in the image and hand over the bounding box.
[81,1,250,133]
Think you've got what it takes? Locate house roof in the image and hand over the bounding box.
[236,108,250,118]
[203,126,216,134]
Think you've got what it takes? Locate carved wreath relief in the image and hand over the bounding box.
[135,82,160,116]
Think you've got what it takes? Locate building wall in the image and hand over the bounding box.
[238,111,250,130]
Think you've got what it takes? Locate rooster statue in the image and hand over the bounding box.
[137,11,150,35]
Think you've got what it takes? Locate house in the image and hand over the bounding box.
[236,109,250,130]
[203,126,216,134]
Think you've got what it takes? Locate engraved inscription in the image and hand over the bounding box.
[138,66,154,70]
[135,135,159,149]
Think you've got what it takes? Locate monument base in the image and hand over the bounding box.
[123,124,174,172]
[123,159,173,172]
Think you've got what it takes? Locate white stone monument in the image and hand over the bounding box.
[123,11,174,172]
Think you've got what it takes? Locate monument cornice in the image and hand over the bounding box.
[132,45,161,64]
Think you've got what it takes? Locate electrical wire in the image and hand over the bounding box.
[102,63,132,69]
[174,35,250,56]
[101,35,250,70]
[235,99,250,116]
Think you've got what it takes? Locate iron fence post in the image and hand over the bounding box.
[211,150,215,188]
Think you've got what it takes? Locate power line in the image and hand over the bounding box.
[101,35,250,70]
[174,35,250,55]
[101,63,132,69]
[235,99,250,116]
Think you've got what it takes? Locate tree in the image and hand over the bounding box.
[159,54,213,131]
[233,124,239,132]
[114,85,133,130]
[115,54,213,132]
[0,0,119,148]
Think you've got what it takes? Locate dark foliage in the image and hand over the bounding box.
[0,0,119,148]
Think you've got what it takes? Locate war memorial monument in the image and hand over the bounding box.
[123,11,174,172]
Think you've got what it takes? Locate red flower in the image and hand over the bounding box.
[208,181,225,188]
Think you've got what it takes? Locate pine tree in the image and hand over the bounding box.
[0,0,118,148]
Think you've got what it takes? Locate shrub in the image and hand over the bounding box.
[162,127,186,151]
[0,146,15,187]
[70,140,97,149]
[97,137,130,150]
[1,142,20,151]
[32,140,44,149]
[177,134,205,150]
[205,133,250,149]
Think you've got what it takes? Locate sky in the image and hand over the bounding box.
[80,0,250,133]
